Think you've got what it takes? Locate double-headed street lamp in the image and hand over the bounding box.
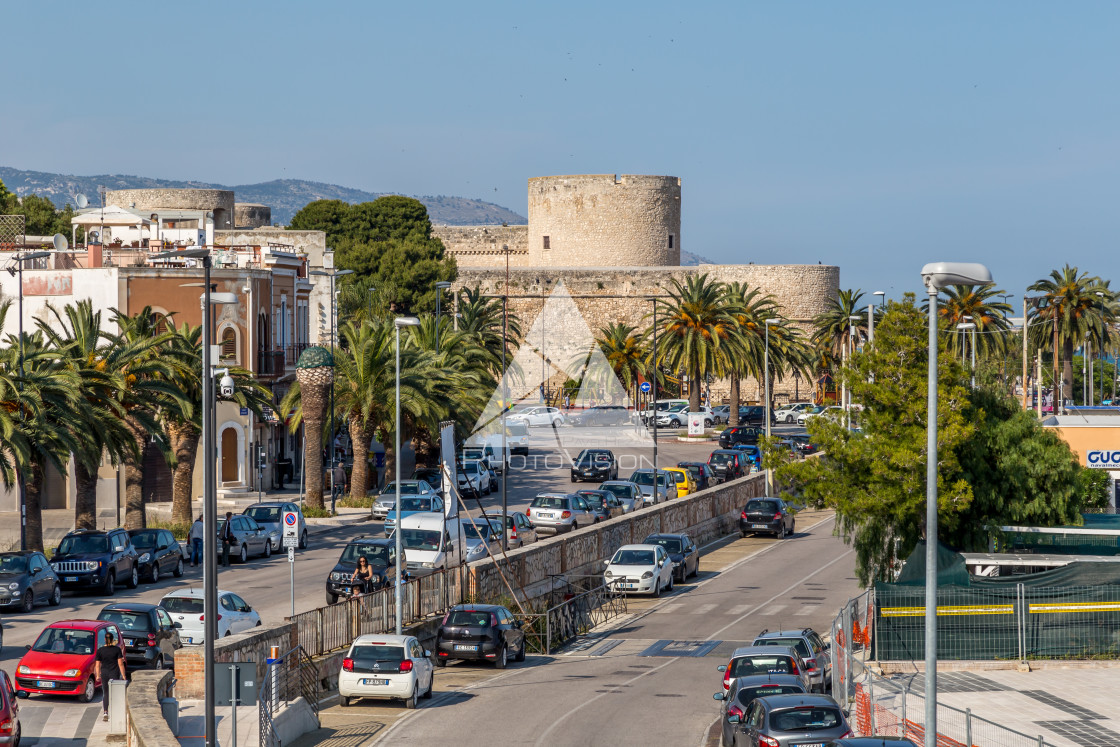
[957,319,977,388]
[393,316,421,634]
[763,318,781,494]
[870,291,885,344]
[310,269,354,512]
[920,261,992,747]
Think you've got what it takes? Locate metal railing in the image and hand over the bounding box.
[286,343,310,365]
[256,349,286,376]
[519,579,628,654]
[258,645,320,747]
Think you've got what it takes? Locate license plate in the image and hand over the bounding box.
[539,513,554,519]
[37,680,54,688]
[361,678,390,686]
[125,639,135,646]
[183,637,193,644]
[794,743,823,747]
[622,583,637,589]
[454,644,478,651]
[342,587,351,594]
[65,576,77,582]
[752,524,768,529]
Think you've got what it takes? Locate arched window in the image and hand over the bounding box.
[149,312,170,335]
[220,326,238,363]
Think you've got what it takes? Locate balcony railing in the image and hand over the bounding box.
[285,343,310,366]
[257,349,286,376]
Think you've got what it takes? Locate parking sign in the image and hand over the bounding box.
[282,510,299,549]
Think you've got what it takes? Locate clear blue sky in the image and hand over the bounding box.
[5,1,1118,304]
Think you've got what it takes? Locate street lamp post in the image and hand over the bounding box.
[393,316,420,634]
[957,321,977,388]
[920,262,992,747]
[435,281,452,352]
[845,315,862,429]
[651,299,659,476]
[310,269,353,513]
[763,318,780,494]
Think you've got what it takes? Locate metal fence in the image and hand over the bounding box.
[289,569,461,658]
[258,646,320,747]
[519,578,628,654]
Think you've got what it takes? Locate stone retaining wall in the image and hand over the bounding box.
[126,669,176,747]
[174,624,297,699]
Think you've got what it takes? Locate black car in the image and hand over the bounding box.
[788,434,819,456]
[576,490,624,521]
[707,449,747,483]
[643,533,700,582]
[50,529,139,594]
[739,497,796,539]
[719,426,763,449]
[96,602,182,670]
[570,449,619,482]
[128,529,185,583]
[0,552,61,612]
[570,406,631,427]
[677,461,715,491]
[435,603,526,668]
[325,537,402,605]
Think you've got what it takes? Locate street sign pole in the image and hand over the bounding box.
[288,547,295,617]
[282,510,298,617]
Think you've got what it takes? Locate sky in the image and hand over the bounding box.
[4,1,1118,305]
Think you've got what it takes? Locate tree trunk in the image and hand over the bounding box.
[168,420,200,525]
[75,461,98,530]
[1063,339,1075,409]
[25,462,44,552]
[348,416,372,500]
[303,414,325,509]
[123,417,147,530]
[688,365,702,413]
[729,373,741,426]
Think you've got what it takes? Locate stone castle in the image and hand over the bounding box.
[435,174,839,403]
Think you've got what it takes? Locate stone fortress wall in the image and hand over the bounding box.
[431,224,529,269]
[105,188,236,228]
[234,202,272,229]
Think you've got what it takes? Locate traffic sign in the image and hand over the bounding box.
[640,381,651,393]
[287,547,295,562]
[282,510,299,548]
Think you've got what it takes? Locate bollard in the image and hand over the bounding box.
[109,679,128,735]
[266,648,281,710]
[965,708,972,747]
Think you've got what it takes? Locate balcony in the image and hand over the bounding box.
[257,349,286,376]
[286,343,310,366]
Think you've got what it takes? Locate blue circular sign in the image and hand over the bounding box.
[284,512,297,526]
[640,382,651,393]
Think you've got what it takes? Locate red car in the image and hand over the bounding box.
[0,670,20,745]
[16,620,122,702]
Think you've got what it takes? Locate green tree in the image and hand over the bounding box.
[596,323,648,408]
[723,283,778,425]
[925,284,1013,360]
[288,199,352,243]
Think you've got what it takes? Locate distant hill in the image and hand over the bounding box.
[0,167,527,226]
[680,250,712,266]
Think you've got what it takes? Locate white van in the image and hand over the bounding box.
[395,514,462,573]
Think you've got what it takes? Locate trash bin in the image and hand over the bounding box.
[160,697,180,736]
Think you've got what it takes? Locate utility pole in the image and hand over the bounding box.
[1053,308,1061,415]
[1022,296,1030,411]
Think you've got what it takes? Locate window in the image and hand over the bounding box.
[543,236,550,251]
[150,312,169,335]
[220,327,237,362]
[668,234,674,249]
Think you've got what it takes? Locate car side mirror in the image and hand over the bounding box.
[726,714,740,724]
[157,544,168,551]
[30,567,40,575]
[15,691,28,699]
[716,664,727,672]
[174,622,182,629]
[713,692,725,701]
[114,546,124,552]
[424,650,432,658]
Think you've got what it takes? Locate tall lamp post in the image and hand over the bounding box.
[7,251,50,551]
[957,320,977,388]
[763,318,780,494]
[393,316,421,634]
[310,268,353,512]
[845,315,862,429]
[920,262,992,747]
[435,281,452,351]
[870,291,885,344]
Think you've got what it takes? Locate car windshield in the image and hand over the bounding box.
[161,596,204,615]
[462,463,480,475]
[769,706,842,732]
[709,453,733,466]
[611,549,655,565]
[98,610,154,633]
[58,535,109,554]
[646,537,682,553]
[576,451,610,466]
[531,496,569,509]
[630,472,667,487]
[729,655,794,677]
[399,498,431,512]
[463,449,484,460]
[400,529,441,551]
[446,609,493,627]
[737,684,804,706]
[579,493,607,508]
[32,627,95,654]
[681,465,702,478]
[129,531,160,549]
[0,555,28,573]
[350,644,404,663]
[669,472,687,484]
[245,506,282,523]
[598,484,631,499]
[339,544,391,567]
[385,482,420,495]
[746,500,780,514]
[755,638,812,657]
[460,522,498,540]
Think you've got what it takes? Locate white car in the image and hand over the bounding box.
[772,403,815,424]
[604,544,674,597]
[160,588,261,644]
[798,406,843,426]
[508,406,566,427]
[339,633,434,709]
[460,460,497,495]
[655,405,714,428]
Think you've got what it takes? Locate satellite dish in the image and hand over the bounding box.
[52,234,68,252]
[75,193,89,209]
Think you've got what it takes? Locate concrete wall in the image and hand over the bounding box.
[126,669,177,747]
[528,175,681,267]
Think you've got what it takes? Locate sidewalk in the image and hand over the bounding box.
[174,700,259,747]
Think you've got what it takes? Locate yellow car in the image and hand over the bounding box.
[662,467,696,498]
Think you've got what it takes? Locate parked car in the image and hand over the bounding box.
[677,461,715,491]
[397,514,462,573]
[325,537,402,604]
[575,489,624,521]
[628,469,679,504]
[526,493,597,534]
[787,434,819,455]
[570,448,619,482]
[385,494,445,535]
[739,497,796,539]
[726,693,852,746]
[411,467,443,491]
[569,405,631,426]
[244,502,308,550]
[713,674,808,747]
[434,604,526,668]
[826,739,917,746]
[717,645,809,692]
[708,449,747,484]
[487,512,538,549]
[642,533,699,582]
[731,444,763,470]
[50,529,139,594]
[339,634,433,709]
[16,619,122,702]
[507,406,566,427]
[799,405,844,426]
[505,421,530,455]
[128,528,185,583]
[719,426,762,449]
[159,589,260,644]
[459,517,506,563]
[96,602,182,670]
[772,402,816,424]
[712,405,765,425]
[604,544,673,596]
[0,552,61,612]
[216,515,273,562]
[460,460,496,495]
[752,628,831,693]
[0,670,19,745]
[375,480,438,520]
[640,399,689,424]
[597,480,643,513]
[662,467,697,497]
[655,404,714,428]
[461,446,497,474]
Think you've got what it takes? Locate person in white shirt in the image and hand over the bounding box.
[188,515,204,567]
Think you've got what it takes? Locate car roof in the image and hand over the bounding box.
[449,603,503,612]
[243,502,293,509]
[757,693,840,709]
[614,543,660,552]
[161,588,236,599]
[731,673,807,689]
[346,537,394,547]
[400,514,448,529]
[0,550,37,557]
[599,480,634,486]
[47,619,114,631]
[352,634,413,646]
[710,449,740,455]
[644,533,686,540]
[535,492,572,498]
[63,528,114,536]
[754,628,814,638]
[730,645,799,658]
[101,602,159,613]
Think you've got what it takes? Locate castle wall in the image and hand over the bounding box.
[105,188,236,228]
[432,225,529,269]
[235,203,271,229]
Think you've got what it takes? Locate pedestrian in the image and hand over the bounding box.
[188,514,204,567]
[95,630,126,722]
[221,511,234,567]
[332,463,347,501]
[564,392,570,410]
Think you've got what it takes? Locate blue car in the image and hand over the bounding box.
[385,495,445,533]
[731,444,762,468]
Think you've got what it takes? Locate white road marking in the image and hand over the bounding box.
[653,603,684,614]
[762,603,788,616]
[727,604,753,615]
[692,603,717,615]
[795,604,819,616]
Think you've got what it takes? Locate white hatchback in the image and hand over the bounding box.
[339,634,434,709]
[604,544,673,597]
[160,588,261,644]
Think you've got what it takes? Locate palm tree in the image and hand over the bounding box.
[812,288,868,360]
[457,286,521,376]
[595,323,648,408]
[0,301,31,490]
[723,283,781,425]
[652,274,741,412]
[287,346,336,509]
[924,284,1013,360]
[1028,265,1116,409]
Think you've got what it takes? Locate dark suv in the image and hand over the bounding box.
[707,450,747,483]
[325,537,402,605]
[570,449,619,482]
[435,603,526,668]
[97,602,183,670]
[739,497,795,539]
[51,528,139,594]
[719,426,762,449]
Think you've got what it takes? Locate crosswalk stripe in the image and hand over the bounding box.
[728,604,753,615]
[693,603,717,615]
[796,604,819,616]
[763,604,788,616]
[653,603,683,614]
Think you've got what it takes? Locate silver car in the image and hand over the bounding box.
[243,502,307,550]
[374,480,437,520]
[628,469,679,505]
[488,511,538,549]
[598,480,643,513]
[526,493,597,534]
[217,515,272,563]
[726,693,851,746]
[458,517,505,563]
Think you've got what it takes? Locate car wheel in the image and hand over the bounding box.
[103,573,115,595]
[239,545,248,564]
[326,592,338,605]
[173,558,184,578]
[495,645,507,670]
[705,419,712,428]
[149,562,160,583]
[127,565,139,589]
[570,475,577,483]
[778,524,787,540]
[78,676,95,703]
[264,541,272,559]
[154,656,164,670]
[340,695,350,707]
[570,522,578,532]
[49,584,61,606]
[667,574,674,592]
[790,519,795,536]
[20,592,33,614]
[435,657,446,668]
[739,530,747,539]
[653,578,661,598]
[515,639,527,662]
[299,532,308,550]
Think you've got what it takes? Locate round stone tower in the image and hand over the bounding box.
[234,203,272,229]
[105,188,236,228]
[527,174,681,267]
